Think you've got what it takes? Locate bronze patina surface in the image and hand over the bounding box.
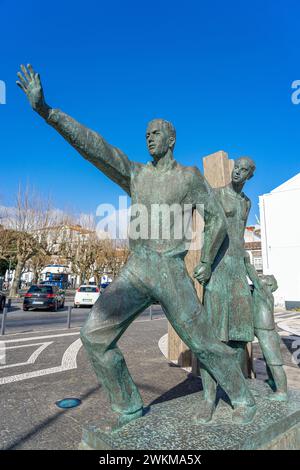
[17,64,256,430]
[199,157,256,422]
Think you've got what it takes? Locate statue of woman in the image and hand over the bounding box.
[197,156,256,423]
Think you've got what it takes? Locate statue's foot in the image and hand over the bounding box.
[192,400,215,424]
[267,391,288,402]
[99,408,143,433]
[232,403,257,425]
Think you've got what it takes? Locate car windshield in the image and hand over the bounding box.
[28,286,53,294]
[79,287,98,293]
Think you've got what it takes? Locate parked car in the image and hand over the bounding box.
[0,291,6,311]
[23,285,65,311]
[74,285,100,308]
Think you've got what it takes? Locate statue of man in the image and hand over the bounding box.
[17,65,256,430]
[199,157,256,422]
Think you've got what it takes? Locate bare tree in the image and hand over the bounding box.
[23,210,130,288]
[1,186,57,297]
[0,227,18,275]
[97,239,129,279]
[0,190,130,293]
[57,217,95,286]
[28,214,71,284]
[26,252,52,284]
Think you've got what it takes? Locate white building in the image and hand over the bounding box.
[259,173,300,309]
[244,225,262,274]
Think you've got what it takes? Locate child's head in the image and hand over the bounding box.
[260,275,278,293]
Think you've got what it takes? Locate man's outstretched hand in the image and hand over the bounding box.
[193,262,212,286]
[16,64,50,118]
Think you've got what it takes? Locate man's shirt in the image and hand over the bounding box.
[46,109,226,262]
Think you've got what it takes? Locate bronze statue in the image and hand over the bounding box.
[199,157,256,422]
[17,64,256,431]
[245,265,288,401]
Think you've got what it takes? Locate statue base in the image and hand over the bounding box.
[79,380,300,450]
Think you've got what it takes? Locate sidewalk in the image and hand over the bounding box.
[1,318,203,450]
[274,309,300,336]
[1,311,300,450]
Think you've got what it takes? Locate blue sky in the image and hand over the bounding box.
[1,0,299,224]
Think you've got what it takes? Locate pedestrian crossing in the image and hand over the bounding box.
[251,311,300,343]
[274,311,300,338]
[275,311,300,321]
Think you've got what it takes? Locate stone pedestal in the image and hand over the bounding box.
[79,380,300,450]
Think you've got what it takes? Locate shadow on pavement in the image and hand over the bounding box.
[148,373,203,408]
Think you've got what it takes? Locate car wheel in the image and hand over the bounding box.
[23,306,28,312]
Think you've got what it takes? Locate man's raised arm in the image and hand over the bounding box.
[16,64,131,195]
[190,168,227,285]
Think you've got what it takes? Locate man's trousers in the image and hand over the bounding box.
[81,249,255,416]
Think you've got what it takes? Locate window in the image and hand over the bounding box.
[79,287,98,293]
[29,286,53,294]
[253,257,263,271]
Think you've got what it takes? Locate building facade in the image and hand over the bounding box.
[259,173,300,309]
[245,225,263,274]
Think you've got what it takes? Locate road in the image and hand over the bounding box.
[0,314,186,450]
[0,301,164,335]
